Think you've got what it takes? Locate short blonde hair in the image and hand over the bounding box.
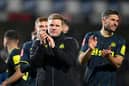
[48,13,65,25]
[35,17,47,25]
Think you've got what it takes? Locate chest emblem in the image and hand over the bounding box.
[59,43,64,49]
[110,42,116,47]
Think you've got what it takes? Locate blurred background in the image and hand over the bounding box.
[0,0,129,52]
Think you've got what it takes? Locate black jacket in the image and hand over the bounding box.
[0,56,7,73]
[30,35,81,86]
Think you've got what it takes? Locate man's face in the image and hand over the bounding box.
[35,21,48,32]
[103,14,120,32]
[48,19,63,37]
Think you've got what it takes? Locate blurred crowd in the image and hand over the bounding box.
[1,0,129,24]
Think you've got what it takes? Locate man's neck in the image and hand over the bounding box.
[100,28,114,38]
[7,44,18,54]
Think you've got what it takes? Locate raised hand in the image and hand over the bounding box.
[88,35,98,50]
[46,35,55,48]
[38,30,48,44]
[102,46,112,57]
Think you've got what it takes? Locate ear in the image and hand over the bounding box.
[61,26,64,32]
[16,40,19,44]
[101,17,106,24]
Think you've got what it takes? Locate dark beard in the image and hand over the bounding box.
[104,27,114,33]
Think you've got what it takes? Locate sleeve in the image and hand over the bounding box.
[20,43,31,73]
[20,40,45,72]
[20,43,30,62]
[52,38,79,67]
[12,54,21,67]
[0,57,7,73]
[30,40,45,68]
[115,38,126,57]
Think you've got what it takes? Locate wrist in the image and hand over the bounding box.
[88,47,93,51]
[104,53,112,58]
[3,80,8,85]
[107,53,112,57]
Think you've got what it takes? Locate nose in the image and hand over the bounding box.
[114,21,119,27]
[51,26,56,30]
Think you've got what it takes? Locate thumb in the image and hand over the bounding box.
[108,46,112,50]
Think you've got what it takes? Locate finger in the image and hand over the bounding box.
[89,35,97,41]
[89,35,94,42]
[101,51,105,57]
[46,36,52,42]
[43,40,46,44]
[40,31,46,36]
[102,49,107,54]
[40,34,47,40]
[89,35,94,39]
[40,33,47,37]
[94,36,97,41]
[108,46,112,50]
[106,50,112,54]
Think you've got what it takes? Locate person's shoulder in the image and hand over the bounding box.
[63,35,79,47]
[63,35,78,42]
[63,36,78,43]
[23,40,33,46]
[22,40,34,49]
[83,31,98,38]
[115,34,125,40]
[84,31,93,35]
[10,48,21,56]
[114,34,126,42]
[84,31,98,34]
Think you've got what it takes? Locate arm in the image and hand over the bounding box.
[30,40,45,68]
[44,34,79,66]
[20,40,45,72]
[106,53,124,68]
[102,50,125,68]
[20,42,32,73]
[102,42,126,68]
[2,52,24,86]
[1,66,23,86]
[0,57,7,73]
[78,48,92,64]
[78,35,98,65]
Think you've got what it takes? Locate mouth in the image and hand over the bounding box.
[111,24,117,29]
[50,30,56,34]
[112,25,117,29]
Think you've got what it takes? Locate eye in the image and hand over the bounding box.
[56,25,60,27]
[111,18,115,21]
[50,24,54,26]
[39,25,44,28]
